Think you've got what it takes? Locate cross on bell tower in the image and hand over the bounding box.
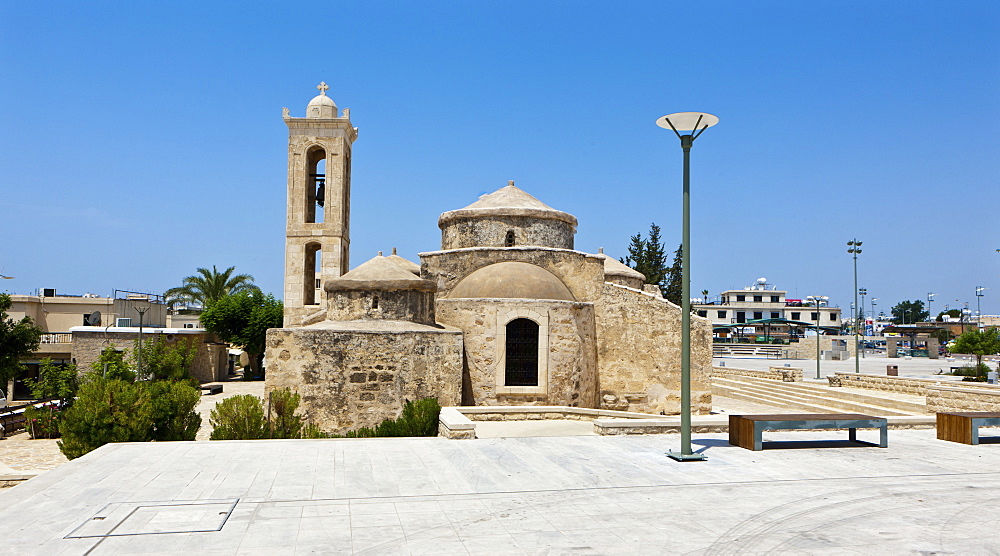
[281,82,359,327]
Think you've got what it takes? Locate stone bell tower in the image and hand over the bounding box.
[282,82,358,326]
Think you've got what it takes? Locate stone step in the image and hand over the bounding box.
[712,378,914,416]
[726,376,930,414]
[711,382,850,414]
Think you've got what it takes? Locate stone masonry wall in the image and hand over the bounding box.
[421,247,605,302]
[440,215,575,250]
[326,289,436,325]
[264,326,463,435]
[926,385,1000,412]
[71,330,227,383]
[595,283,712,415]
[435,298,597,408]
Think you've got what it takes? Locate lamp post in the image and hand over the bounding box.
[657,111,719,463]
[847,240,862,373]
[928,292,936,321]
[135,306,148,380]
[807,295,827,379]
[976,287,986,327]
[870,298,878,335]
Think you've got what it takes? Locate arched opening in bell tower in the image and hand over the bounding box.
[304,243,322,305]
[305,147,326,224]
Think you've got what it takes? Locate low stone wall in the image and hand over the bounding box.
[712,366,802,382]
[457,405,660,421]
[438,407,476,439]
[927,385,1000,413]
[832,373,983,396]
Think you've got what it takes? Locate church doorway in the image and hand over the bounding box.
[505,318,539,386]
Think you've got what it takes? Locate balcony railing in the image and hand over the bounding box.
[39,333,72,344]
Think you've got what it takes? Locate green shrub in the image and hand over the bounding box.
[301,422,330,439]
[950,364,991,380]
[58,379,153,459]
[343,398,441,438]
[24,402,63,439]
[134,336,196,381]
[146,381,202,441]
[209,394,268,440]
[90,347,135,382]
[25,358,78,400]
[267,388,303,439]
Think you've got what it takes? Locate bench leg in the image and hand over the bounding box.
[971,425,979,446]
[849,428,857,443]
[879,425,888,448]
[754,423,763,451]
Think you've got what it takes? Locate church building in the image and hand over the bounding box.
[265,85,712,435]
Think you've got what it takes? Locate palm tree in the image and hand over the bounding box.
[164,266,259,308]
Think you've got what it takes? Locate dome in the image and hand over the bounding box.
[306,82,337,118]
[326,256,435,293]
[597,253,645,281]
[438,182,577,228]
[386,248,421,276]
[449,262,575,301]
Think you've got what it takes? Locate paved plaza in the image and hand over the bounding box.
[2,428,999,554]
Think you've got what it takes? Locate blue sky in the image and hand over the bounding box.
[2,1,998,317]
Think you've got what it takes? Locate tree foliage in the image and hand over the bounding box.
[950,327,1000,370]
[936,309,962,322]
[133,336,196,381]
[25,358,79,400]
[622,223,669,288]
[164,265,258,308]
[90,347,135,382]
[0,293,42,387]
[200,290,283,379]
[58,377,201,459]
[663,244,683,306]
[890,300,929,324]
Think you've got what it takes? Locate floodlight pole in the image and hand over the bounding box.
[658,112,717,463]
[136,306,148,380]
[848,240,862,373]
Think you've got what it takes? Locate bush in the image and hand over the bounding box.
[209,389,307,440]
[90,347,135,382]
[950,364,991,381]
[344,398,441,438]
[24,401,63,439]
[58,379,153,459]
[57,378,203,459]
[25,358,78,400]
[134,336,196,381]
[146,381,202,441]
[209,394,268,440]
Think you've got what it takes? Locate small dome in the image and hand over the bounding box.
[449,262,575,301]
[386,248,421,276]
[326,256,435,292]
[306,82,337,118]
[438,182,577,228]
[597,253,645,281]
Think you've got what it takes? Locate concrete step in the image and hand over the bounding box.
[711,377,917,416]
[728,376,930,414]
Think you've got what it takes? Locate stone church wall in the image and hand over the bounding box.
[436,298,597,408]
[264,326,463,435]
[440,215,575,250]
[326,289,436,325]
[71,330,228,383]
[594,283,712,415]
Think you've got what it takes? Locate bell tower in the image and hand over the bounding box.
[282,82,358,326]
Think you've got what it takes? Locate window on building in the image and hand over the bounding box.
[791,312,800,320]
[184,323,195,328]
[753,295,762,302]
[771,312,779,319]
[736,311,746,323]
[736,295,745,302]
[697,310,707,317]
[372,295,379,310]
[753,312,763,320]
[830,313,837,321]
[505,230,516,247]
[505,318,539,386]
[717,310,727,319]
[811,312,819,321]
[771,296,779,303]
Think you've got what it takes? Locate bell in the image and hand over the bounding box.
[315,179,325,207]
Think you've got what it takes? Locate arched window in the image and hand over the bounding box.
[505,230,516,247]
[505,318,539,386]
[304,243,321,305]
[305,147,326,224]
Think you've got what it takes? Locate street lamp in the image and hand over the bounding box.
[806,295,828,379]
[847,239,862,373]
[976,287,987,327]
[928,292,936,321]
[0,275,13,279]
[871,298,878,332]
[657,111,719,463]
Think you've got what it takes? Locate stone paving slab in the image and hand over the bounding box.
[1,429,998,554]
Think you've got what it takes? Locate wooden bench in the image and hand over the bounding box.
[199,384,223,395]
[936,412,1000,445]
[729,413,888,451]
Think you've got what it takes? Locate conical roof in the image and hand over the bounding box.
[438,182,577,228]
[385,248,421,275]
[325,256,435,292]
[597,253,645,281]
